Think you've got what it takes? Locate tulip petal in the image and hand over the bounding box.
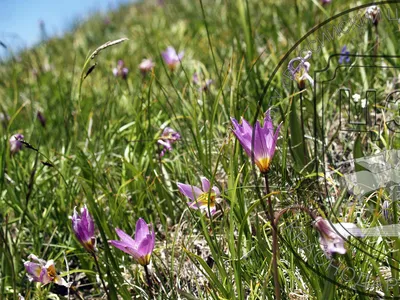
[24,262,42,281]
[201,177,210,192]
[135,218,150,243]
[212,186,220,196]
[115,228,136,247]
[109,240,137,255]
[137,235,155,257]
[177,183,203,200]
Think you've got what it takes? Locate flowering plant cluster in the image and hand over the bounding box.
[112,46,183,79]
[112,59,129,79]
[25,206,155,292]
[157,126,181,157]
[19,5,388,298]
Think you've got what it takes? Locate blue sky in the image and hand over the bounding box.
[0,0,135,55]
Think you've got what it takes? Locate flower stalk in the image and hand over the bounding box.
[91,253,111,300]
[264,173,280,300]
[144,264,154,298]
[299,93,307,164]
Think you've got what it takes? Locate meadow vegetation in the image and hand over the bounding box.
[1,0,399,299]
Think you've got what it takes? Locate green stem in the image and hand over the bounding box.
[92,253,111,300]
[144,265,154,298]
[275,204,317,225]
[264,173,280,300]
[299,93,307,164]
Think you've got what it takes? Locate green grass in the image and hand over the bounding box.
[1,0,400,299]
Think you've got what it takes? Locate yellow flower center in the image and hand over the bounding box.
[47,265,57,280]
[256,157,271,173]
[137,254,152,266]
[195,192,216,208]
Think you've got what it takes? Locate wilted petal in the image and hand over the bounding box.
[39,267,52,285]
[313,217,362,258]
[24,262,42,282]
[206,205,217,217]
[24,255,67,286]
[53,275,69,287]
[27,254,46,265]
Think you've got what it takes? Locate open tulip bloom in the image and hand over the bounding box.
[313,217,364,259]
[177,177,221,217]
[71,205,96,253]
[24,254,69,287]
[231,110,281,174]
[139,58,155,75]
[109,218,155,266]
[162,46,184,70]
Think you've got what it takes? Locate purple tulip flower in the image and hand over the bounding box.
[313,217,363,259]
[231,109,281,173]
[162,46,184,70]
[112,60,129,79]
[109,218,155,266]
[139,58,155,75]
[157,127,181,157]
[71,205,96,253]
[177,177,221,217]
[9,133,24,155]
[24,254,69,287]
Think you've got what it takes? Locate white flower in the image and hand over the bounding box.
[352,93,361,103]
